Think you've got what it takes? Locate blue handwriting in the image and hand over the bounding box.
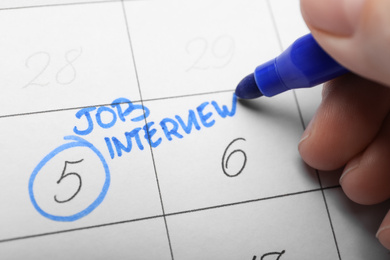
[73,94,237,159]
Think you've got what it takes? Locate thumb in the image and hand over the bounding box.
[300,0,390,87]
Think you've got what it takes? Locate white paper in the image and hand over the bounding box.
[0,0,388,259]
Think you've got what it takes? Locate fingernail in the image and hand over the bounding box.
[298,133,310,146]
[301,0,365,35]
[376,225,390,239]
[339,157,360,184]
[298,118,314,149]
[376,211,390,250]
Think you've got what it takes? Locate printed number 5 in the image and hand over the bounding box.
[54,159,83,203]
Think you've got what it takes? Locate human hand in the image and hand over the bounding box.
[299,0,390,250]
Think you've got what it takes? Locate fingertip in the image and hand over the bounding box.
[339,114,390,205]
[298,112,338,171]
[302,0,390,87]
[338,153,367,204]
[300,0,364,36]
[377,211,390,250]
[299,75,390,172]
[298,118,345,171]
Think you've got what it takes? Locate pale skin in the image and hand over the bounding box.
[299,0,390,250]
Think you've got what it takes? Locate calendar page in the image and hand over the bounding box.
[0,0,389,259]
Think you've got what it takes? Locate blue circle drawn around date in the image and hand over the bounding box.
[28,135,110,222]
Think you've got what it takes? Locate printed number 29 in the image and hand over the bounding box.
[186,35,235,71]
[54,159,83,203]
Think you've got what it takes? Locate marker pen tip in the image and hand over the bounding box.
[235,73,263,99]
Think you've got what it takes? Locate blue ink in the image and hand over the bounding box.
[75,95,238,159]
[104,137,115,159]
[111,98,133,122]
[73,96,236,140]
[74,99,151,137]
[143,122,162,148]
[96,106,117,129]
[111,98,150,123]
[111,127,144,158]
[129,127,144,151]
[160,118,183,141]
[31,94,238,222]
[131,104,149,122]
[212,94,237,118]
[111,136,132,157]
[73,107,96,136]
[236,34,348,98]
[175,110,201,134]
[197,102,215,128]
[29,135,110,222]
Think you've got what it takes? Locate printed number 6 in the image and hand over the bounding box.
[222,138,247,177]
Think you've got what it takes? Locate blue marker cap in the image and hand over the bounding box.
[235,34,349,98]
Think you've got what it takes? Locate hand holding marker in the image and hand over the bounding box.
[236,0,390,251]
[235,34,348,98]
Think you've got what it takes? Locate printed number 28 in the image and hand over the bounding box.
[23,48,82,88]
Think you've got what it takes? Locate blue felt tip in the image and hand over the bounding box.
[235,34,349,99]
[235,73,263,99]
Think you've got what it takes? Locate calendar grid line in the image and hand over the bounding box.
[120,1,175,259]
[0,0,167,12]
[0,89,234,120]
[292,91,306,130]
[0,214,165,244]
[134,89,234,103]
[163,186,341,217]
[1,1,367,257]
[316,170,342,259]
[0,0,119,11]
[266,1,342,258]
[0,185,341,244]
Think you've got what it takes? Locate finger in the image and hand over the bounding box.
[377,210,390,250]
[300,0,390,87]
[298,74,390,170]
[340,113,390,205]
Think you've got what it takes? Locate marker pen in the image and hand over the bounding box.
[235,34,349,99]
